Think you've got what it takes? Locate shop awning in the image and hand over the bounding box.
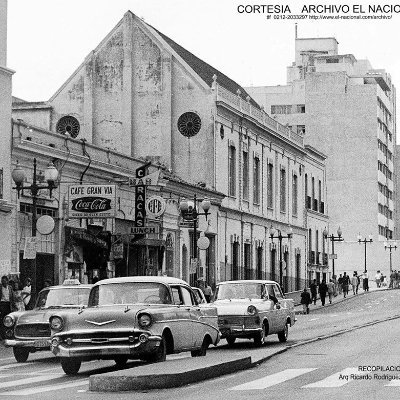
[131,238,166,247]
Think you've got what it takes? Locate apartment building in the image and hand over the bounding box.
[247,36,397,279]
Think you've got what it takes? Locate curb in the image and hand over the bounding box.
[89,356,252,392]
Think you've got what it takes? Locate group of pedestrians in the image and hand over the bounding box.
[0,276,32,339]
[300,270,371,315]
[389,270,400,289]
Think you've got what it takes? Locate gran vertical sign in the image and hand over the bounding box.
[134,164,149,227]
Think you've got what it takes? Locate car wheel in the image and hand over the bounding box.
[114,356,128,368]
[13,348,29,363]
[226,336,236,347]
[147,335,167,363]
[60,358,82,375]
[278,323,289,343]
[191,336,210,357]
[254,323,267,347]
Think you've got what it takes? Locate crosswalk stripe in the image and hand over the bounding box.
[230,368,317,390]
[1,379,88,395]
[302,368,359,388]
[384,380,400,387]
[0,374,65,389]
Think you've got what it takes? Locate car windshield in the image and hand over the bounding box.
[35,287,91,309]
[215,283,265,300]
[88,282,172,306]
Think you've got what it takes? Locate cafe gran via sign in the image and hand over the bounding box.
[68,184,116,218]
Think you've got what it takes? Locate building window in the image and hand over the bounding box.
[296,104,306,113]
[243,151,249,201]
[292,174,298,216]
[271,105,292,114]
[244,243,251,279]
[253,156,260,205]
[267,163,273,209]
[280,168,286,213]
[296,125,306,135]
[228,145,236,197]
[318,180,322,210]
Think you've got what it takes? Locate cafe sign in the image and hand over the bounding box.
[68,185,116,218]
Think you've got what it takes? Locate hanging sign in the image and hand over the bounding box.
[23,237,37,259]
[135,164,149,227]
[145,196,166,218]
[129,170,160,187]
[68,185,116,218]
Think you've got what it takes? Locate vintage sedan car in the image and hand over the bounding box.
[213,280,296,346]
[3,280,92,362]
[49,276,220,375]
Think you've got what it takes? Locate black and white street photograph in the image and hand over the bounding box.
[1,0,400,399]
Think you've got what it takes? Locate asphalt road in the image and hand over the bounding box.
[0,289,399,399]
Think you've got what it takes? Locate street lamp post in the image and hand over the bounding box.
[179,195,211,285]
[12,158,58,298]
[269,225,293,292]
[357,234,373,273]
[384,241,397,281]
[323,227,344,278]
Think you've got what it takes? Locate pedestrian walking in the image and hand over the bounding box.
[319,280,328,306]
[380,273,385,287]
[337,274,343,295]
[203,282,213,303]
[12,281,25,312]
[310,279,318,305]
[300,287,312,314]
[0,276,14,339]
[375,270,382,288]
[342,272,350,298]
[351,272,359,295]
[395,270,400,289]
[362,270,369,291]
[21,277,32,310]
[327,279,335,304]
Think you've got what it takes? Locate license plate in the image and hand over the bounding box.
[34,340,49,348]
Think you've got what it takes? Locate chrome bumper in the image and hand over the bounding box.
[51,335,162,359]
[4,339,50,348]
[220,327,262,338]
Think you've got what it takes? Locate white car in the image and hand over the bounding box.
[213,280,296,346]
[50,276,220,374]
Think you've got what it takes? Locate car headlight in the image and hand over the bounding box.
[247,305,258,315]
[138,313,153,328]
[3,315,15,328]
[50,316,64,331]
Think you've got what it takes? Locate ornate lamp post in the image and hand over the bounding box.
[179,195,210,285]
[384,241,397,280]
[12,158,58,297]
[323,227,344,278]
[357,233,373,273]
[269,225,293,291]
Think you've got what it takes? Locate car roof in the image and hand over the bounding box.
[95,276,189,286]
[42,284,93,291]
[217,280,279,285]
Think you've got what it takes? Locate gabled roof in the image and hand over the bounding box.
[146,22,261,109]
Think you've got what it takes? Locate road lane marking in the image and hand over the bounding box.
[302,368,359,388]
[1,379,88,395]
[230,368,317,390]
[0,374,65,389]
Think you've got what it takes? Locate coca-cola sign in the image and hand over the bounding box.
[68,185,116,218]
[71,197,112,213]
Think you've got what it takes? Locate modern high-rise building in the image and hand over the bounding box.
[247,36,397,280]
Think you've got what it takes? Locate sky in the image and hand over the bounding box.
[6,0,400,104]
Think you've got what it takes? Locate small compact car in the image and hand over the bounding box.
[212,280,296,346]
[3,280,92,362]
[49,276,220,375]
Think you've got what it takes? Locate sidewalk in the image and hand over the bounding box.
[89,286,392,392]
